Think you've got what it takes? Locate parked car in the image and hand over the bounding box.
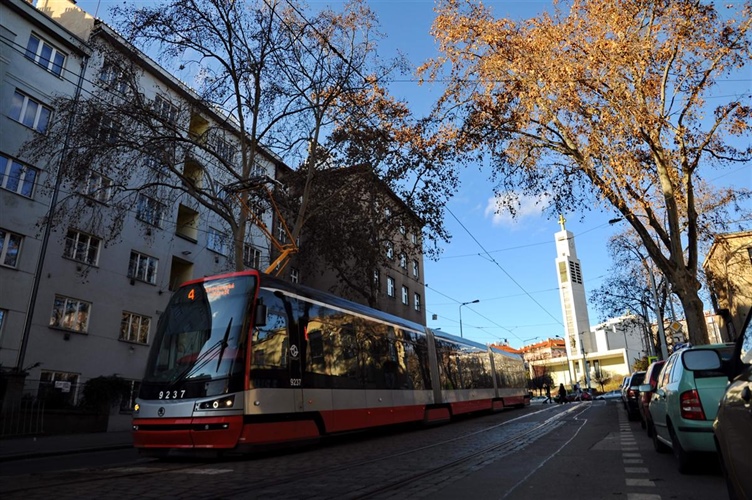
[638,359,667,435]
[623,371,646,420]
[596,390,621,400]
[648,342,735,473]
[714,310,752,500]
[620,375,631,408]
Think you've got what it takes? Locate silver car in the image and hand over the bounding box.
[714,310,752,500]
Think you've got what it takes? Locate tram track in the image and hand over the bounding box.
[0,404,590,499]
[220,403,587,499]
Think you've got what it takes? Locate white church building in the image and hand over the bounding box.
[526,217,648,390]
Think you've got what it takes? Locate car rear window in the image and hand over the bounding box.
[630,373,645,386]
[691,346,735,379]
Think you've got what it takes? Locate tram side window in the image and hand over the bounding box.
[465,351,494,389]
[400,331,431,390]
[493,353,505,388]
[436,340,462,390]
[250,290,289,389]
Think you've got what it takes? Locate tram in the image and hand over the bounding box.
[132,270,529,456]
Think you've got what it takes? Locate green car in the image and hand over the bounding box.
[647,342,735,473]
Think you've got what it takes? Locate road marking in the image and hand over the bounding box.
[625,467,649,473]
[626,478,656,487]
[618,405,660,499]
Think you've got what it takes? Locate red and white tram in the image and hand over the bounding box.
[132,270,529,456]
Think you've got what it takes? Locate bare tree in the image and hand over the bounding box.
[26,0,453,281]
[421,0,752,344]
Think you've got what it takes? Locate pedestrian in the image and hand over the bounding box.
[544,384,552,404]
[574,382,582,401]
[558,383,567,404]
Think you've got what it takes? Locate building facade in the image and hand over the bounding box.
[1,0,280,419]
[1,0,428,428]
[703,230,752,340]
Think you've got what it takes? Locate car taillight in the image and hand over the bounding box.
[680,389,706,420]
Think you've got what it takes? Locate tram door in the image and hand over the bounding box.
[284,295,305,412]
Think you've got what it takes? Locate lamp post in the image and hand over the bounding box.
[555,334,574,385]
[459,299,479,338]
[580,332,592,391]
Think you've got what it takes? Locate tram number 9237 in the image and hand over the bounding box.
[159,390,186,400]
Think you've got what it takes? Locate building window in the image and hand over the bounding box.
[290,267,299,284]
[25,34,66,76]
[250,161,266,178]
[10,91,51,133]
[569,260,583,284]
[412,259,419,279]
[387,276,395,297]
[211,134,235,163]
[385,241,394,260]
[401,286,409,305]
[128,251,158,284]
[208,227,229,255]
[120,380,141,413]
[99,61,127,93]
[414,293,421,312]
[411,233,418,245]
[136,193,164,227]
[399,253,407,269]
[0,153,38,198]
[243,244,261,268]
[120,312,150,344]
[154,95,178,124]
[373,269,380,288]
[276,220,287,243]
[0,229,22,268]
[0,308,6,341]
[63,230,101,266]
[50,295,91,332]
[94,114,121,144]
[399,223,406,235]
[38,371,80,407]
[84,171,113,203]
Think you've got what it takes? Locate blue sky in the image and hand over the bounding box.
[72,0,751,349]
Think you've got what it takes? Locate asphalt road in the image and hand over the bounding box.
[0,400,725,500]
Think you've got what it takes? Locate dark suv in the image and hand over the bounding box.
[624,370,646,421]
[638,360,666,435]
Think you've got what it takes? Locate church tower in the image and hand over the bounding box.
[555,215,594,383]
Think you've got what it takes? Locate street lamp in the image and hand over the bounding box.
[579,331,592,391]
[459,299,479,338]
[555,334,574,385]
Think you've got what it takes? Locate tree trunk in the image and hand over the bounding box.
[676,291,709,346]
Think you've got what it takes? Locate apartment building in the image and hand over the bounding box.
[703,230,752,339]
[1,0,428,421]
[289,166,427,326]
[0,0,279,411]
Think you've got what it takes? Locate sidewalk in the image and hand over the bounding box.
[0,431,133,462]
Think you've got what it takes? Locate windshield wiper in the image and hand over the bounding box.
[215,318,233,372]
[167,338,224,389]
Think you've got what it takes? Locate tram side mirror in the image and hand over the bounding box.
[254,304,268,327]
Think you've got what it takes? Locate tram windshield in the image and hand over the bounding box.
[140,274,257,398]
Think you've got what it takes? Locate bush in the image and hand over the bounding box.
[81,375,132,414]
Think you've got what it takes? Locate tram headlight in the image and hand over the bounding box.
[134,403,140,414]
[197,394,235,410]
